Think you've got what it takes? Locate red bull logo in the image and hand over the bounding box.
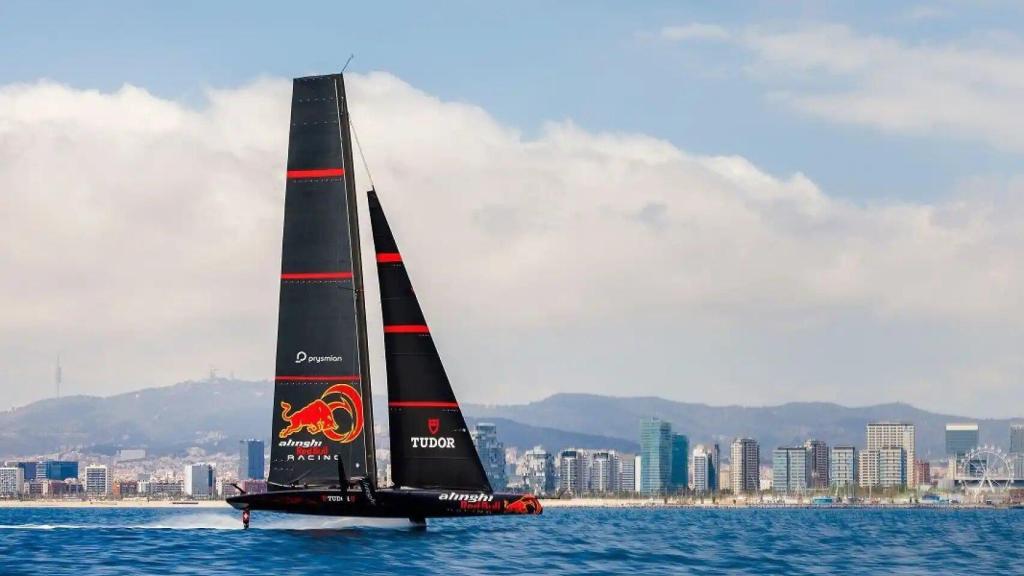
[278,383,364,443]
[505,495,542,514]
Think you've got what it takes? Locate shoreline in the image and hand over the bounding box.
[0,498,1014,510]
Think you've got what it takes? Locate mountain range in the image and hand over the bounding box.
[1,378,1020,461]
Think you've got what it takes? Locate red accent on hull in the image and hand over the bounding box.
[388,401,460,408]
[280,272,353,280]
[383,325,430,334]
[376,252,402,263]
[275,375,361,382]
[287,168,345,179]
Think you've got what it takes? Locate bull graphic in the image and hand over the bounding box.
[278,383,364,443]
[505,495,542,515]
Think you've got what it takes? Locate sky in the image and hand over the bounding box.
[2,1,1024,417]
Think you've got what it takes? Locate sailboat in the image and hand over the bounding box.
[226,73,541,526]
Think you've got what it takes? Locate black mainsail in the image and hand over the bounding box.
[368,190,492,492]
[268,74,376,489]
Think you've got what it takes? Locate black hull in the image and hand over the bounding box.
[227,488,542,519]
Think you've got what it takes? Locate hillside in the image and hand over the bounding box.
[1,381,1019,460]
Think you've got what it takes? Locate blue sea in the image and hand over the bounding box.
[1,507,1021,574]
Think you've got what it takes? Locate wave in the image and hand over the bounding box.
[0,513,423,531]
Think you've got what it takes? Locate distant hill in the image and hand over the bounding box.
[466,393,1023,461]
[0,381,1019,461]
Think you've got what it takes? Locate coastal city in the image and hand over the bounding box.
[3,419,1022,507]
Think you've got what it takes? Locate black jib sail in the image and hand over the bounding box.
[268,74,376,490]
[367,190,492,492]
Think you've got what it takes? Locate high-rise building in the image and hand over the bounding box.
[633,454,642,492]
[238,439,265,481]
[867,422,916,487]
[710,444,721,491]
[692,445,712,493]
[829,446,857,487]
[521,447,555,495]
[590,451,621,493]
[640,419,672,495]
[11,462,38,482]
[36,460,78,482]
[558,449,587,494]
[730,438,760,494]
[0,466,25,497]
[84,465,111,497]
[945,424,978,458]
[1010,424,1024,454]
[618,454,637,493]
[471,423,507,491]
[860,448,906,488]
[914,460,931,486]
[804,439,829,488]
[184,464,216,498]
[772,447,808,494]
[670,434,689,492]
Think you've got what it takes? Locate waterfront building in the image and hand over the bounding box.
[113,480,139,498]
[241,479,268,495]
[13,462,38,482]
[710,444,721,491]
[471,423,508,491]
[0,466,25,497]
[146,479,184,499]
[804,439,829,488]
[860,448,905,488]
[521,447,556,495]
[640,418,672,495]
[183,464,216,498]
[557,449,587,494]
[618,454,636,493]
[772,447,808,494]
[633,454,642,492]
[590,451,620,493]
[914,460,931,486]
[692,445,712,493]
[867,422,916,487]
[945,423,978,460]
[238,439,265,481]
[1011,424,1024,454]
[829,446,857,487]
[84,465,112,496]
[730,438,760,494]
[36,460,78,482]
[670,434,689,492]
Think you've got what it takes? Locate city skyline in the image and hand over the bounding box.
[5,4,1024,417]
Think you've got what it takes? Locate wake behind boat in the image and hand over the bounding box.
[226,73,541,526]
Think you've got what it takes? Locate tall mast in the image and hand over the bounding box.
[336,74,378,484]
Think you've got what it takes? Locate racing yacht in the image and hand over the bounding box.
[226,73,541,527]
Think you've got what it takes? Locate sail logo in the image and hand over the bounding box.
[278,383,364,443]
[295,351,343,364]
[411,436,455,449]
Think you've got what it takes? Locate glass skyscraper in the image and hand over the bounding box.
[944,423,978,457]
[238,439,265,480]
[471,423,508,491]
[670,433,689,492]
[640,418,671,495]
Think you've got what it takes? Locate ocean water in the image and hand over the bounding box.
[1,507,1021,575]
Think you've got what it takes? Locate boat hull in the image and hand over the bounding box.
[226,488,542,519]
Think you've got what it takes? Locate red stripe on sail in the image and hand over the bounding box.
[376,252,402,263]
[275,375,361,381]
[388,401,460,408]
[280,272,353,280]
[287,168,345,179]
[383,324,430,334]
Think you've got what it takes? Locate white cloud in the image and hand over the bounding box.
[2,74,1024,414]
[660,23,731,42]
[662,22,1024,153]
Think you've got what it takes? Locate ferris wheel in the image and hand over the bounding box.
[957,446,1015,493]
